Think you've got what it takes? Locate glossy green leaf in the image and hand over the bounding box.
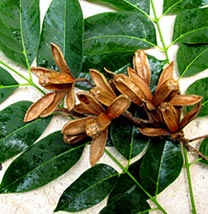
[81,51,166,90]
[0,101,51,162]
[140,139,183,195]
[163,0,208,14]
[186,77,208,117]
[148,56,167,91]
[0,67,18,103]
[78,52,132,90]
[82,52,132,75]
[0,0,40,67]
[83,49,166,74]
[173,8,208,44]
[177,43,208,77]
[84,11,156,56]
[110,117,148,159]
[88,0,150,13]
[100,161,150,213]
[37,0,83,77]
[0,131,84,193]
[199,138,208,165]
[54,164,118,212]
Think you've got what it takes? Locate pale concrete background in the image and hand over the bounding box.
[0,0,208,213]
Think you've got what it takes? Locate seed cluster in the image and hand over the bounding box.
[24,43,208,165]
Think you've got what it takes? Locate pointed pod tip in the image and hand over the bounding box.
[23,110,38,123]
[23,116,32,123]
[50,42,58,49]
[89,68,99,74]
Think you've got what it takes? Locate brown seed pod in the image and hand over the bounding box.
[158,102,180,133]
[153,79,179,106]
[113,74,145,106]
[128,67,153,100]
[169,94,202,106]
[24,92,57,122]
[133,50,151,84]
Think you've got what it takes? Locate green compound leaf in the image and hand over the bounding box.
[110,117,148,160]
[54,164,118,212]
[0,101,51,162]
[186,77,208,117]
[80,10,157,89]
[199,138,208,165]
[0,131,84,193]
[177,43,208,77]
[100,161,150,213]
[82,52,133,76]
[87,0,150,13]
[163,0,208,14]
[0,67,18,103]
[140,139,183,195]
[173,8,208,44]
[84,11,156,56]
[0,0,40,67]
[37,0,83,77]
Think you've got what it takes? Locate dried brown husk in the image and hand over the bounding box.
[133,50,151,84]
[113,74,145,106]
[90,129,108,166]
[24,92,57,122]
[158,102,180,133]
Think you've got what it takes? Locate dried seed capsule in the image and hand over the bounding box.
[169,94,202,106]
[51,43,73,76]
[138,127,170,137]
[63,133,87,144]
[62,117,89,135]
[90,69,116,98]
[113,74,145,106]
[24,92,57,122]
[128,67,153,100]
[40,90,68,117]
[158,102,179,133]
[77,92,105,115]
[153,79,179,106]
[106,95,130,119]
[133,50,151,84]
[90,87,115,106]
[156,62,174,90]
[90,129,108,166]
[179,103,201,130]
[86,117,101,138]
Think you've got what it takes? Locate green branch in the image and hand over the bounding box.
[105,148,168,214]
[0,60,45,94]
[183,146,197,214]
[150,0,170,62]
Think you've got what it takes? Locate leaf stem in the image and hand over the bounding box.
[0,60,45,94]
[189,158,201,166]
[183,146,197,214]
[0,83,31,89]
[0,59,28,82]
[150,0,169,62]
[105,148,168,214]
[162,0,183,17]
[19,0,33,82]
